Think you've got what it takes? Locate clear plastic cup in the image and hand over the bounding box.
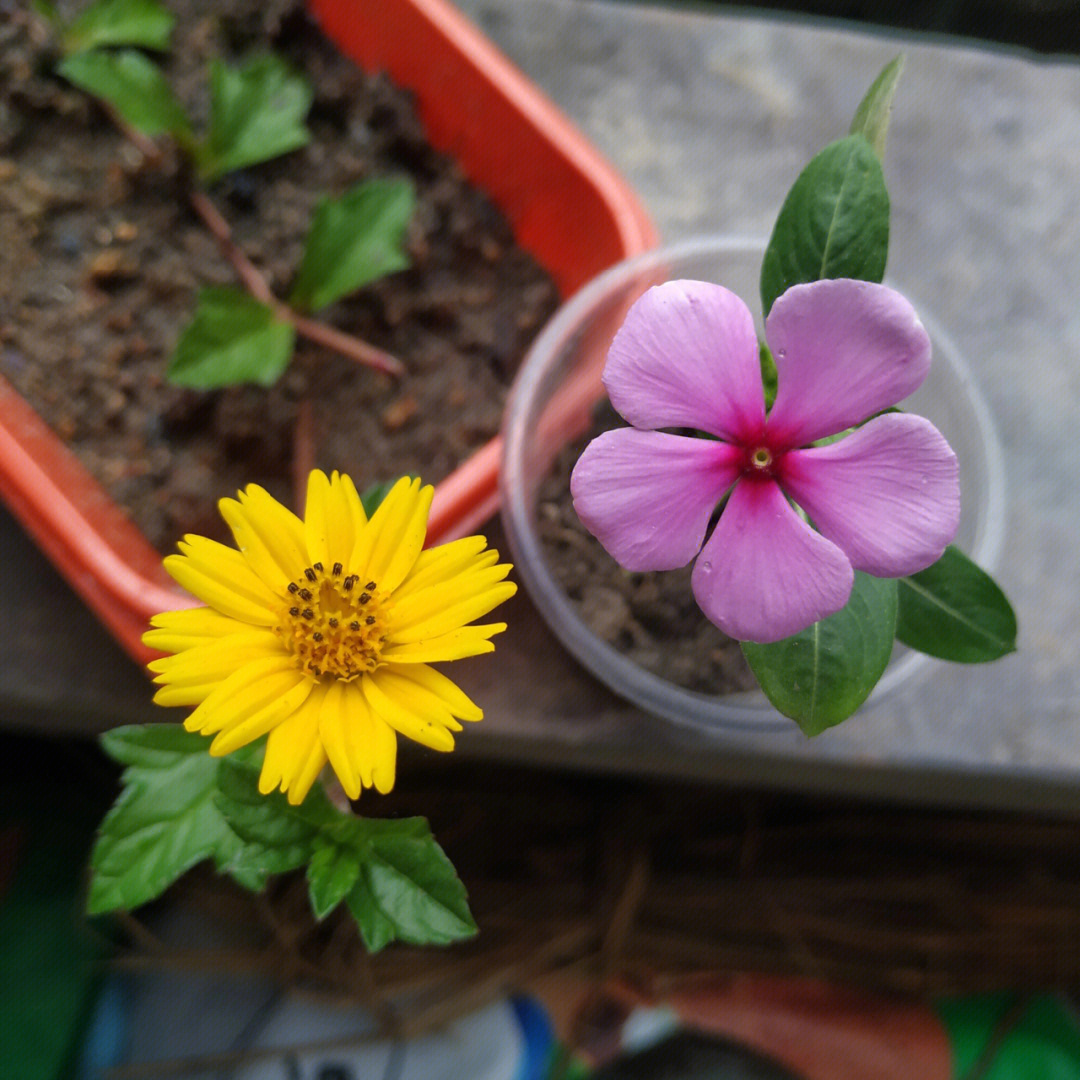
[500,235,1007,733]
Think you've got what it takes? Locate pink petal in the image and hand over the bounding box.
[604,280,765,442]
[571,428,742,571]
[691,478,854,643]
[765,279,932,447]
[777,412,960,577]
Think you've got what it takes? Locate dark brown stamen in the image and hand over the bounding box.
[332,562,342,576]
[304,568,317,583]
[287,582,299,594]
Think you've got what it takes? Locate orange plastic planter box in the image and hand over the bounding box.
[0,0,657,664]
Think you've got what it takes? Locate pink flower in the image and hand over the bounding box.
[570,278,960,643]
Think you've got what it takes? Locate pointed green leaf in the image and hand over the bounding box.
[307,843,362,920]
[897,545,1017,662]
[169,286,295,389]
[88,725,251,914]
[214,756,319,870]
[62,0,175,55]
[760,134,889,316]
[849,54,905,160]
[742,572,898,735]
[345,876,398,953]
[362,833,477,946]
[197,55,312,181]
[58,48,192,141]
[289,178,414,313]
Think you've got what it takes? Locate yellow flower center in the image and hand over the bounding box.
[278,562,389,681]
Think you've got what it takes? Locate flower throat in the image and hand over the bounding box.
[279,562,388,680]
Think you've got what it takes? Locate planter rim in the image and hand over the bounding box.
[500,233,1008,733]
[0,0,658,665]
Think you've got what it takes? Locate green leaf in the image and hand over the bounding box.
[58,48,192,141]
[742,572,898,735]
[32,0,60,25]
[849,54,905,160]
[289,178,414,313]
[362,832,478,947]
[345,876,399,953]
[759,134,890,316]
[169,286,296,389]
[758,339,778,410]
[196,55,312,181]
[88,725,254,914]
[214,757,319,873]
[307,843,362,920]
[359,477,417,517]
[62,0,175,55]
[897,545,1017,662]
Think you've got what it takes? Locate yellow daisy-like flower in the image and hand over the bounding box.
[144,472,516,805]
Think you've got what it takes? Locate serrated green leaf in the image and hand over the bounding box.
[307,843,362,920]
[62,0,175,55]
[362,834,478,946]
[169,286,296,389]
[849,55,905,160]
[196,55,312,181]
[742,572,898,735]
[58,48,192,141]
[214,757,318,871]
[88,725,248,914]
[760,134,889,316]
[345,876,398,953]
[289,178,414,313]
[897,545,1017,662]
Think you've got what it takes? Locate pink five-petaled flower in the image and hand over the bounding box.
[570,278,961,643]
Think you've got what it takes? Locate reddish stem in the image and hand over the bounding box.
[186,190,404,377]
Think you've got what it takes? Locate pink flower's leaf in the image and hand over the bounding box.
[571,428,741,572]
[742,572,898,735]
[764,279,932,447]
[604,281,765,442]
[897,545,1017,662]
[691,478,853,643]
[778,412,959,576]
[760,134,889,317]
[849,55,905,160]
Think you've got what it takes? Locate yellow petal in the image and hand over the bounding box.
[363,670,456,752]
[318,679,397,798]
[153,682,220,707]
[208,671,314,755]
[259,683,329,805]
[351,477,432,594]
[220,485,308,590]
[390,576,517,644]
[392,663,484,723]
[183,654,306,737]
[304,470,366,570]
[381,623,505,664]
[392,536,493,601]
[143,606,244,653]
[373,668,463,732]
[148,629,281,685]
[165,533,280,618]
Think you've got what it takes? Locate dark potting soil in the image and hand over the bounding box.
[537,401,756,696]
[0,0,559,550]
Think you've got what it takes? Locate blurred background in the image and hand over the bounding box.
[616,0,1080,54]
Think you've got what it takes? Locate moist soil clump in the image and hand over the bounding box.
[0,0,559,550]
[537,401,756,695]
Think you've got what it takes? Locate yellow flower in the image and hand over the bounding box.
[144,472,516,805]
